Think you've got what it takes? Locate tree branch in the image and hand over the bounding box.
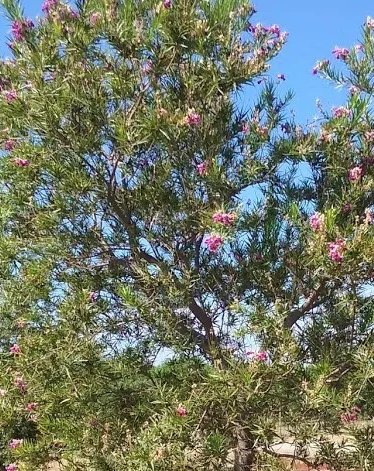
[284,284,325,328]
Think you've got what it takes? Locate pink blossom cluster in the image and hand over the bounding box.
[42,0,59,14]
[332,106,351,119]
[364,208,374,224]
[248,23,282,38]
[367,16,374,29]
[89,291,98,302]
[364,130,374,142]
[196,162,207,176]
[185,111,201,127]
[246,351,268,362]
[212,211,236,226]
[8,439,23,449]
[9,344,21,355]
[26,402,38,412]
[89,12,102,26]
[348,165,363,182]
[2,89,18,103]
[5,464,18,471]
[332,47,349,60]
[312,59,329,75]
[163,0,172,8]
[176,405,187,417]
[14,158,30,168]
[309,212,324,232]
[11,19,34,42]
[14,375,27,393]
[341,406,360,425]
[4,139,16,151]
[327,238,346,263]
[349,85,359,95]
[205,234,224,252]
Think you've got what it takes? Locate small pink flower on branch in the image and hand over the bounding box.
[176,405,187,417]
[14,375,27,393]
[2,89,18,103]
[364,208,374,224]
[332,47,349,60]
[14,158,30,167]
[4,139,16,151]
[26,402,38,412]
[89,12,102,26]
[11,19,34,42]
[184,110,201,127]
[9,344,21,355]
[5,464,18,471]
[364,130,374,142]
[366,16,374,29]
[309,212,324,232]
[205,234,224,253]
[312,59,329,75]
[348,165,363,182]
[212,211,236,226]
[327,238,346,263]
[332,106,351,119]
[163,0,172,9]
[196,162,207,176]
[8,439,23,449]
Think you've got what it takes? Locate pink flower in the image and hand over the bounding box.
[366,16,374,29]
[309,212,324,232]
[4,139,16,151]
[246,351,268,362]
[255,351,268,362]
[277,73,285,81]
[89,12,101,26]
[332,47,349,60]
[0,389,7,397]
[364,130,374,142]
[196,162,207,176]
[176,405,187,417]
[14,375,27,393]
[163,0,172,8]
[349,85,359,95]
[341,406,360,425]
[241,121,250,134]
[348,166,363,182]
[327,238,346,263]
[11,19,34,42]
[3,89,18,103]
[14,158,30,167]
[5,464,18,471]
[88,291,98,302]
[212,211,236,226]
[205,234,224,253]
[26,402,38,412]
[42,0,59,14]
[10,344,21,355]
[8,439,23,449]
[185,111,201,127]
[312,59,329,75]
[332,106,351,118]
[354,44,364,53]
[364,208,374,224]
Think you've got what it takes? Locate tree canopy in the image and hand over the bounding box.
[0,1,373,470]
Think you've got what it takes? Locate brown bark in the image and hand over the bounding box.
[234,427,255,471]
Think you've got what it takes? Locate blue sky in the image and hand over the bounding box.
[0,0,372,123]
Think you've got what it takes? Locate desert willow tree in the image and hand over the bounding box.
[0,0,373,469]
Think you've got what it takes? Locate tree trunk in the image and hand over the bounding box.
[234,427,255,471]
